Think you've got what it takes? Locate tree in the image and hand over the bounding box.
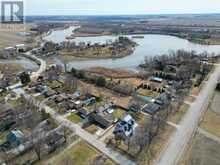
[77,70,85,79]
[64,74,77,93]
[33,132,45,160]
[216,83,220,91]
[19,72,31,85]
[71,67,77,76]
[63,126,68,143]
[96,77,106,87]
[41,109,51,121]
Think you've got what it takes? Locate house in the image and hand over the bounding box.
[35,85,47,93]
[142,103,161,115]
[71,100,83,109]
[129,103,142,112]
[92,109,115,128]
[3,47,17,59]
[155,92,170,106]
[44,90,57,98]
[46,131,65,149]
[83,97,96,106]
[15,44,27,52]
[113,115,138,140]
[78,108,91,118]
[54,94,67,103]
[6,130,24,147]
[150,76,163,83]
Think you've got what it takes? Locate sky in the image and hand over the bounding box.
[25,0,220,16]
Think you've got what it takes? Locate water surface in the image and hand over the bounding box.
[43,26,220,70]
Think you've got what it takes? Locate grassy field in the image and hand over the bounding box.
[0,24,34,49]
[210,91,220,115]
[148,125,175,165]
[168,103,189,124]
[67,114,82,123]
[200,110,220,138]
[185,96,196,103]
[113,108,126,119]
[52,141,115,165]
[35,95,46,102]
[190,83,205,96]
[181,133,220,165]
[137,88,159,98]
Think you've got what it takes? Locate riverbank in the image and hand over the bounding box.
[59,47,135,59]
[83,67,137,78]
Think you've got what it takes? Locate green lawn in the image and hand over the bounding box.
[53,141,100,165]
[35,95,45,102]
[113,108,126,119]
[137,89,159,98]
[67,114,82,123]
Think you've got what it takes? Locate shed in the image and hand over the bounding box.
[78,108,90,118]
[150,76,163,83]
[6,130,24,147]
[142,103,161,115]
[44,90,57,98]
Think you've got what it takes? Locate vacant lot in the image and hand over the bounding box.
[169,103,189,124]
[200,110,220,138]
[0,24,34,49]
[210,91,220,115]
[84,67,137,78]
[181,133,220,165]
[51,141,115,165]
[0,31,25,48]
[200,91,220,138]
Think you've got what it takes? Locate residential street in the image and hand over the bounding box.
[157,64,220,165]
[44,105,135,165]
[10,56,135,165]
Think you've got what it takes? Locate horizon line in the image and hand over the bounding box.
[25,13,220,17]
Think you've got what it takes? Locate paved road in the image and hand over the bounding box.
[157,64,220,165]
[23,51,47,79]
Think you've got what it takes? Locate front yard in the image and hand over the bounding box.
[67,114,82,123]
[52,141,115,165]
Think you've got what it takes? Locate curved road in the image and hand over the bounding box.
[158,64,220,165]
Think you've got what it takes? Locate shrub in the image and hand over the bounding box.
[96,77,106,87]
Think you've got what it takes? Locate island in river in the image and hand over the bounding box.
[58,36,137,59]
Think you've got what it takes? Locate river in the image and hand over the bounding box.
[0,56,39,71]
[43,26,220,70]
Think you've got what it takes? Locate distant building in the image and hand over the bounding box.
[3,47,17,59]
[15,44,27,52]
[142,103,161,115]
[113,114,138,140]
[150,76,163,83]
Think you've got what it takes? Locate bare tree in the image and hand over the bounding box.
[33,131,46,160]
[64,74,77,93]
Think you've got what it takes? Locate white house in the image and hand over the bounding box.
[15,44,27,52]
[113,114,138,140]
